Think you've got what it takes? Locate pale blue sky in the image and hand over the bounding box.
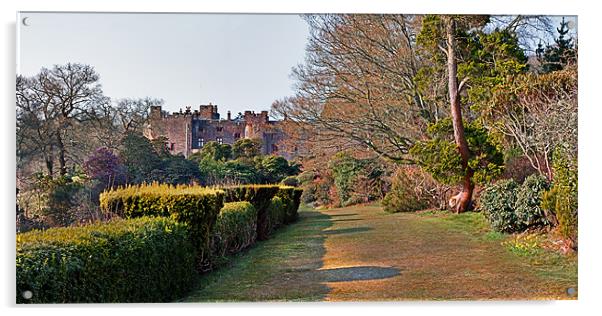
[17,12,310,116]
[17,13,576,117]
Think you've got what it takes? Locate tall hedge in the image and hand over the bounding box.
[222,185,280,240]
[276,186,303,223]
[211,202,257,267]
[16,217,195,303]
[99,183,224,270]
[267,196,286,233]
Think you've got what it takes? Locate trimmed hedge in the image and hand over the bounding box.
[99,183,224,270]
[222,185,280,240]
[267,196,286,233]
[16,217,195,303]
[17,184,305,303]
[211,202,257,266]
[276,187,303,224]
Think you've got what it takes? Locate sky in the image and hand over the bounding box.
[17,12,310,117]
[17,13,577,118]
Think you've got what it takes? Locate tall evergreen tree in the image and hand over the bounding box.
[540,17,576,73]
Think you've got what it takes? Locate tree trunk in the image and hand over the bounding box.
[445,17,474,213]
[44,144,54,177]
[56,133,67,176]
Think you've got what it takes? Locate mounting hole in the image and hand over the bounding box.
[567,287,577,297]
[22,290,33,300]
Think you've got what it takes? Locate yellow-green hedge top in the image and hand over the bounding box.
[17,217,179,248]
[102,182,223,198]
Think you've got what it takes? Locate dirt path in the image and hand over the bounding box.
[185,204,577,301]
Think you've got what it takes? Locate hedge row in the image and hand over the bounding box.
[222,185,281,240]
[211,201,257,266]
[99,183,224,269]
[267,196,286,233]
[16,184,303,303]
[16,217,195,303]
[99,184,302,268]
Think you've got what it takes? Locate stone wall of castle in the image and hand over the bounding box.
[145,104,289,159]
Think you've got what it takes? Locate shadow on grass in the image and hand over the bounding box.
[332,218,362,223]
[184,208,335,302]
[329,213,359,217]
[323,226,372,235]
[318,266,400,282]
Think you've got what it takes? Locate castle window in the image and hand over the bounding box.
[217,126,223,132]
[198,138,204,147]
[234,132,240,139]
[217,137,223,145]
[170,143,175,151]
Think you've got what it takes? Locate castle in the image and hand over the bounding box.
[144,103,290,158]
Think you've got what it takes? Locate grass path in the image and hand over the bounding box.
[184,204,577,301]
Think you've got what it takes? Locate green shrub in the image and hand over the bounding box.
[16,217,195,303]
[99,183,224,270]
[280,176,299,187]
[267,196,286,233]
[222,185,280,240]
[515,174,550,227]
[276,186,303,223]
[479,179,523,233]
[301,183,317,204]
[541,149,577,244]
[211,202,257,266]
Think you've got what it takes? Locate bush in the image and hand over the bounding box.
[381,166,448,213]
[541,149,577,245]
[222,185,280,240]
[297,171,319,205]
[280,176,299,187]
[382,169,427,213]
[328,152,389,206]
[22,174,87,227]
[479,179,523,233]
[267,196,286,233]
[515,174,551,227]
[257,155,301,184]
[211,202,257,266]
[16,217,195,303]
[501,154,538,183]
[99,183,224,270]
[276,186,303,224]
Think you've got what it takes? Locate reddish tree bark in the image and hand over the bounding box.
[445,17,474,213]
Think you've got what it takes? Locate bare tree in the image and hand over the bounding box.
[114,97,162,133]
[17,63,107,177]
[488,15,555,52]
[17,74,58,177]
[272,14,441,163]
[486,66,577,179]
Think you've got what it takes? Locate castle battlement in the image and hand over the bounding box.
[145,104,288,158]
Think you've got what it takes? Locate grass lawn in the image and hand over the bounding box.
[183,204,577,302]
